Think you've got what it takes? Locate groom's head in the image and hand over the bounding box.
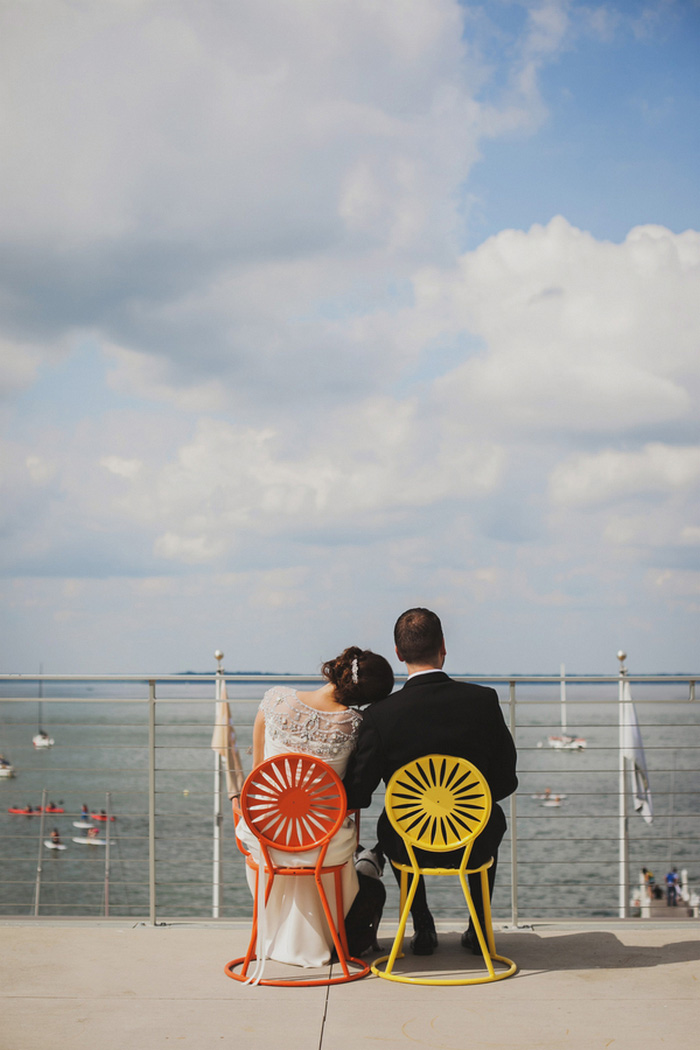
[394,607,444,667]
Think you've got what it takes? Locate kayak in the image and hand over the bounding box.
[90,813,116,821]
[7,806,64,815]
[71,836,113,846]
[44,840,67,850]
[72,821,97,829]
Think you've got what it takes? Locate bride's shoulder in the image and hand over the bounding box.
[261,685,297,709]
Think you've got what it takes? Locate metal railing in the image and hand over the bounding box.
[1,671,698,923]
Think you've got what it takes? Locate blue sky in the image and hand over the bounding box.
[1,0,699,675]
[467,1,700,244]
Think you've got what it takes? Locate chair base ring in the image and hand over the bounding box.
[370,951,517,985]
[224,955,371,987]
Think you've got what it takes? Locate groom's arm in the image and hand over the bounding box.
[343,712,384,810]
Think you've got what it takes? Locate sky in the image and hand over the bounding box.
[1,0,699,676]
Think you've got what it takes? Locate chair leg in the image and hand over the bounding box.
[480,868,497,956]
[384,869,420,974]
[314,870,351,978]
[459,870,495,978]
[238,867,261,978]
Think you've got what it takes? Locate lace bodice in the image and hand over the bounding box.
[260,686,362,764]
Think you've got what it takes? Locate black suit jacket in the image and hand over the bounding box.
[344,671,518,865]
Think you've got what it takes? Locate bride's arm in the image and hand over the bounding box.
[252,708,266,768]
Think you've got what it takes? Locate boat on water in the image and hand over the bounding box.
[547,664,587,750]
[7,803,64,815]
[44,840,67,850]
[0,756,15,778]
[71,836,113,846]
[32,676,54,747]
[548,733,587,750]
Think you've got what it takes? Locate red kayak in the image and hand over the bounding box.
[8,805,65,814]
[90,812,116,821]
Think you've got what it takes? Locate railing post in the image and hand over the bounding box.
[508,680,519,927]
[213,653,224,919]
[148,680,157,925]
[104,791,111,917]
[618,652,629,918]
[33,787,48,917]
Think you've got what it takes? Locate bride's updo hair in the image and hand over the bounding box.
[321,646,394,708]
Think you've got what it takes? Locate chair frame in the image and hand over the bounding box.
[225,753,370,986]
[371,754,517,985]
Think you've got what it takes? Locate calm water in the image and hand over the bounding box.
[1,677,698,921]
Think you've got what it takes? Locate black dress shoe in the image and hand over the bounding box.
[410,918,438,955]
[461,927,484,955]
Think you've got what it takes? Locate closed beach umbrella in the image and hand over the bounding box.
[211,675,245,799]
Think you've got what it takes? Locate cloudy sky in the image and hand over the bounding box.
[1,0,699,675]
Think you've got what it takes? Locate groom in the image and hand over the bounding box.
[343,607,518,954]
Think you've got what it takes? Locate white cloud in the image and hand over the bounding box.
[100,455,143,480]
[418,218,700,435]
[550,444,700,507]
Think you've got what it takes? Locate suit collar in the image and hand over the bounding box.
[402,670,450,688]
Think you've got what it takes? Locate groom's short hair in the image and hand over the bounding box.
[394,607,443,664]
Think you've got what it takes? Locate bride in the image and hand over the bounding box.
[235,646,394,967]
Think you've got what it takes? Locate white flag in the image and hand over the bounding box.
[211,675,245,798]
[621,680,653,824]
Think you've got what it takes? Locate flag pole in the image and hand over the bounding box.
[618,649,629,918]
[213,649,224,919]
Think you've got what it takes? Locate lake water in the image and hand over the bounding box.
[1,676,698,922]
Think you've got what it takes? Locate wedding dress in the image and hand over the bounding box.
[235,686,362,967]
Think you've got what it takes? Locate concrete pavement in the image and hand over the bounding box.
[2,919,699,1050]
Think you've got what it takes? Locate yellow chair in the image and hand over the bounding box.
[371,754,517,985]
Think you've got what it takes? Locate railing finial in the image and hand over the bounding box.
[214,650,224,670]
[617,650,627,674]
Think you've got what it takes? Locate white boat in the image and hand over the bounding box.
[0,760,15,778]
[543,797,564,808]
[32,684,54,747]
[547,665,586,750]
[71,836,113,846]
[72,821,97,830]
[532,792,567,800]
[45,840,67,850]
[548,734,586,750]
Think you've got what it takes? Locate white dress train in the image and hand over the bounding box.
[235,687,362,968]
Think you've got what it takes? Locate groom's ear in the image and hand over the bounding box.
[395,645,404,663]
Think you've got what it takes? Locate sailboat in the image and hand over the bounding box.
[547,664,586,750]
[32,667,54,748]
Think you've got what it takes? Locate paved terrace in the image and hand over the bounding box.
[2,918,699,1050]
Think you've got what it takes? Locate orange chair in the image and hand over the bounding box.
[225,754,370,986]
